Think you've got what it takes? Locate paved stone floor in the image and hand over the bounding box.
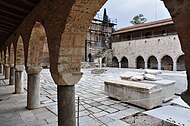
[0,68,187,126]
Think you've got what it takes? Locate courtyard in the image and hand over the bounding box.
[0,68,188,126]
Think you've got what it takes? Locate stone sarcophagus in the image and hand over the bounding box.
[104,80,162,109]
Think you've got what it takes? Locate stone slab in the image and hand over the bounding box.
[144,105,190,126]
[104,80,162,109]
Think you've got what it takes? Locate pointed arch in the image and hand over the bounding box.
[177,55,185,71]
[161,55,173,70]
[16,36,25,65]
[102,57,106,67]
[112,56,119,68]
[121,56,128,68]
[27,22,47,68]
[136,56,145,69]
[147,55,158,69]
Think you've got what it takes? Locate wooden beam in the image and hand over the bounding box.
[0,1,29,14]
[0,5,25,19]
[0,20,18,27]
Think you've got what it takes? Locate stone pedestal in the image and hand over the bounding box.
[26,66,42,109]
[9,67,15,85]
[58,85,76,126]
[5,65,10,79]
[15,65,25,94]
[27,73,41,109]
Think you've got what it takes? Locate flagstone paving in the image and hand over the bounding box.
[0,68,187,126]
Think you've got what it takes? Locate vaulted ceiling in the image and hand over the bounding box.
[0,0,41,46]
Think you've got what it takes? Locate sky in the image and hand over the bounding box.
[97,0,171,29]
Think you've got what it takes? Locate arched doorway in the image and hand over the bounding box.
[88,53,93,62]
[112,56,119,67]
[177,55,185,71]
[148,56,158,69]
[161,55,173,70]
[121,56,128,68]
[136,56,145,69]
[102,57,106,67]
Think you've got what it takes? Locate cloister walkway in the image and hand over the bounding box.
[0,68,187,126]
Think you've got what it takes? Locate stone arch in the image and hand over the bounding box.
[27,22,47,73]
[44,0,107,85]
[112,56,119,68]
[121,56,128,68]
[161,55,173,70]
[102,57,106,67]
[136,56,145,69]
[15,36,25,65]
[147,55,158,69]
[177,55,185,71]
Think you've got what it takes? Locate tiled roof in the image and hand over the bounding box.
[113,18,173,35]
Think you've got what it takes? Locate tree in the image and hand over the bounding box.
[130,14,147,25]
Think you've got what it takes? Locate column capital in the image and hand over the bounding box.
[4,63,10,68]
[26,66,42,74]
[9,64,14,68]
[52,72,83,86]
[15,64,25,72]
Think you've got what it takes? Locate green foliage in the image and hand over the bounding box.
[130,14,147,25]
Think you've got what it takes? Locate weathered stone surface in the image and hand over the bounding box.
[130,75,144,81]
[144,74,159,81]
[26,66,42,75]
[104,80,162,109]
[143,79,176,102]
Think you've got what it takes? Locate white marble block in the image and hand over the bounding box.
[104,80,162,109]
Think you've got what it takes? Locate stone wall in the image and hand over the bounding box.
[112,35,184,69]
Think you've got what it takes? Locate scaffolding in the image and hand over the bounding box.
[84,12,117,62]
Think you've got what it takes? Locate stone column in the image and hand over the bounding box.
[9,65,15,85]
[158,61,161,70]
[53,72,82,126]
[15,65,25,93]
[0,63,2,73]
[4,64,10,79]
[145,62,148,69]
[173,62,177,71]
[58,85,75,126]
[26,66,42,109]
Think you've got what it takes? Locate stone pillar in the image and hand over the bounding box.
[9,65,15,85]
[15,65,25,93]
[26,67,42,109]
[119,61,121,68]
[145,62,148,69]
[0,63,2,73]
[158,61,161,70]
[58,85,75,126]
[4,64,10,79]
[173,62,177,71]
